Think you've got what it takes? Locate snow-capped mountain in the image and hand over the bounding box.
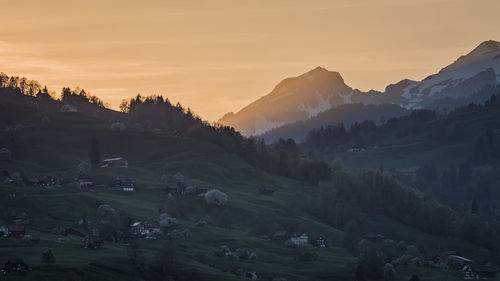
[378,40,500,109]
[219,67,356,136]
[218,40,500,136]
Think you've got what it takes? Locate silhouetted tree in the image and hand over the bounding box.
[344,220,360,253]
[89,137,101,166]
[42,249,55,266]
[471,198,478,214]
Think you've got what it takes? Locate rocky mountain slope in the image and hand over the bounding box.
[219,40,500,136]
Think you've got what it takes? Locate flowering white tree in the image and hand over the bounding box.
[204,189,228,206]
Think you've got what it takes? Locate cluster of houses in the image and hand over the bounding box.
[272,232,327,249]
[1,170,62,188]
[2,258,30,275]
[432,251,498,279]
[62,219,161,249]
[0,225,26,238]
[165,181,209,196]
[77,176,137,192]
[27,175,62,188]
[129,221,161,237]
[64,227,103,249]
[362,233,498,279]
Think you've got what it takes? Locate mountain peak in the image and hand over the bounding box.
[466,40,500,58]
[308,66,329,74]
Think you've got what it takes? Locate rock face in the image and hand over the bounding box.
[219,40,500,136]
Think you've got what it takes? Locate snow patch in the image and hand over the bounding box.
[298,92,332,117]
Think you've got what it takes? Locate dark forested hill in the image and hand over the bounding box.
[260,103,409,143]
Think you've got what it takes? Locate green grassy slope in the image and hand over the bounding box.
[0,102,486,281]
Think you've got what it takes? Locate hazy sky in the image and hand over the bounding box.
[1,0,499,121]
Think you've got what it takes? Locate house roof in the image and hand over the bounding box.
[131,222,144,227]
[103,157,126,162]
[8,225,25,232]
[448,255,472,263]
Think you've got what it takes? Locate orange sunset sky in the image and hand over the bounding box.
[1,0,499,121]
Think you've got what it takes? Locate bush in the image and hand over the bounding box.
[204,189,228,206]
[111,122,126,131]
[159,213,178,228]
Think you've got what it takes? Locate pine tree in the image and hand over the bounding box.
[471,198,478,214]
[343,220,360,253]
[42,249,55,266]
[89,137,101,166]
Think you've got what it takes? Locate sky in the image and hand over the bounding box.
[0,0,499,121]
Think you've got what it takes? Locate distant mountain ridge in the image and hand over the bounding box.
[218,40,500,136]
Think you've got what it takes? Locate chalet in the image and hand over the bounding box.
[363,233,384,242]
[100,157,128,168]
[258,187,275,196]
[294,251,317,262]
[27,177,40,187]
[463,264,498,279]
[433,250,460,264]
[144,222,161,235]
[5,122,19,132]
[313,236,327,248]
[82,234,103,248]
[289,233,309,247]
[2,258,30,275]
[79,178,94,188]
[113,177,136,191]
[447,255,472,268]
[65,227,88,237]
[130,222,145,235]
[8,225,25,238]
[179,182,209,196]
[273,230,289,241]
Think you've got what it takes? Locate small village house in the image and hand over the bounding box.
[258,187,275,196]
[100,157,128,168]
[433,250,460,264]
[289,233,309,247]
[313,236,327,248]
[363,233,384,242]
[144,222,161,236]
[179,182,209,196]
[65,227,88,237]
[273,230,289,241]
[79,178,94,188]
[8,225,25,238]
[130,222,145,235]
[27,177,40,187]
[82,234,103,248]
[2,258,30,275]
[113,177,136,191]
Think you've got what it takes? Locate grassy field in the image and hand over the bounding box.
[0,102,490,280]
